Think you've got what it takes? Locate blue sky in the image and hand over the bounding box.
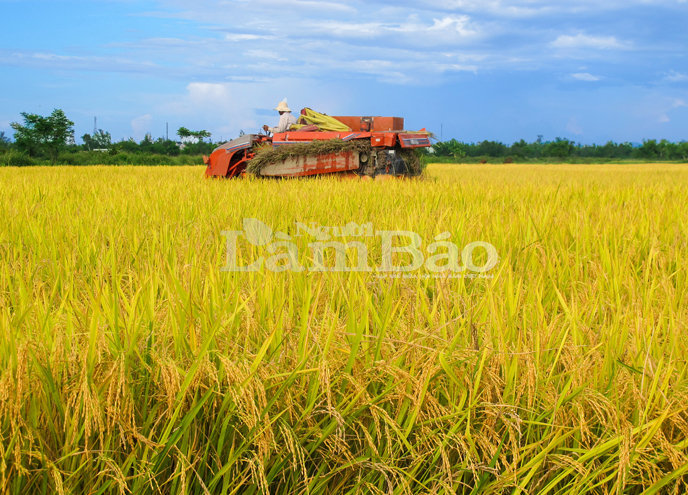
[1,0,686,144]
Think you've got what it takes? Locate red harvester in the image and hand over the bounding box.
[204,112,431,179]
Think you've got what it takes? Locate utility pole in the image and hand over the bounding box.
[166,122,169,141]
[93,116,97,134]
[440,123,443,141]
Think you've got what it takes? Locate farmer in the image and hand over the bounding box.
[263,98,297,134]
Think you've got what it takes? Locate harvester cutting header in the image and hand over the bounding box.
[204,99,431,179]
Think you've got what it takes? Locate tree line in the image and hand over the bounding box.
[426,137,688,162]
[1,109,215,166]
[2,109,687,166]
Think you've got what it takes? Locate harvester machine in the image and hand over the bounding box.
[204,110,431,179]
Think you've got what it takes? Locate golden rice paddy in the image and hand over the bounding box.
[1,163,687,493]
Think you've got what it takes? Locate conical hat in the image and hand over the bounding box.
[274,98,291,112]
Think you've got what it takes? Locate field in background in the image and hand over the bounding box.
[1,163,687,493]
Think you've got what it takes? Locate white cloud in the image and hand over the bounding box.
[3,50,160,74]
[40,2,490,86]
[245,49,287,61]
[152,79,358,140]
[308,14,480,44]
[417,0,684,17]
[131,114,153,140]
[426,15,478,37]
[164,83,258,136]
[124,1,668,87]
[249,0,357,13]
[187,82,231,103]
[419,0,551,17]
[665,70,688,82]
[2,0,677,92]
[571,72,600,81]
[631,93,687,128]
[224,33,273,42]
[566,117,583,135]
[551,33,627,50]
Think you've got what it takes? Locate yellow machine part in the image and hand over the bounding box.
[291,108,352,132]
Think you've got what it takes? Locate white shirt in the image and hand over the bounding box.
[269,112,297,134]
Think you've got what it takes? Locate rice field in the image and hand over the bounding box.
[1,163,687,493]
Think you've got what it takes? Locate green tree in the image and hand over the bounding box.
[0,131,9,150]
[599,141,627,158]
[678,142,688,161]
[139,133,154,152]
[510,139,529,159]
[474,140,508,157]
[177,127,191,140]
[150,137,180,156]
[637,139,659,159]
[116,138,139,153]
[543,137,574,159]
[657,139,678,160]
[82,129,112,150]
[193,130,211,142]
[10,109,74,163]
[177,127,211,143]
[431,140,451,157]
[433,139,468,159]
